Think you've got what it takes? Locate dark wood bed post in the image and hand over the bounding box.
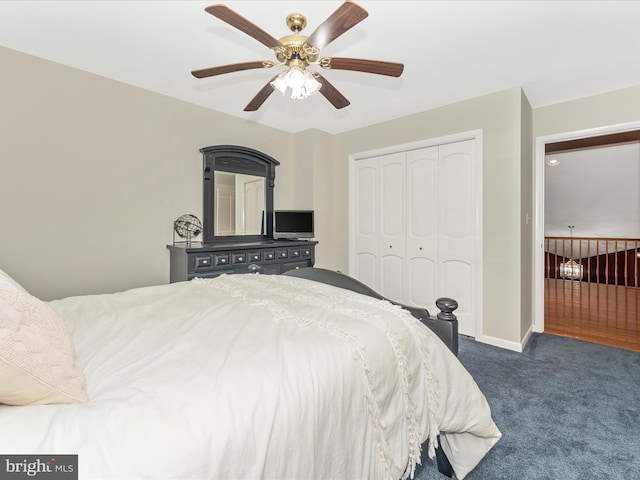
[435,297,459,355]
[411,298,458,356]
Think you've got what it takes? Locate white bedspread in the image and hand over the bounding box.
[0,274,500,479]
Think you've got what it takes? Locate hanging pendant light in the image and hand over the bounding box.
[559,225,583,280]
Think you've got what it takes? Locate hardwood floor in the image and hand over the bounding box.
[545,278,640,352]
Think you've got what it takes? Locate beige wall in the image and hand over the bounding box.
[533,85,640,138]
[520,91,534,340]
[0,46,293,300]
[287,129,336,269]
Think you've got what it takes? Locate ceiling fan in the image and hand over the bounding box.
[191,1,404,111]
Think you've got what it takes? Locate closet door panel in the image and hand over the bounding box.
[407,256,436,307]
[354,158,379,290]
[406,147,438,308]
[381,254,405,303]
[356,252,378,291]
[438,140,475,258]
[438,140,476,335]
[441,258,472,321]
[378,153,406,300]
[406,148,437,243]
[380,153,405,239]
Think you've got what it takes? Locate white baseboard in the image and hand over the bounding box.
[473,329,534,353]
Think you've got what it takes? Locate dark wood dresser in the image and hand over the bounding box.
[167,240,317,283]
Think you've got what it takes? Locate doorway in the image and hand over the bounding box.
[534,123,640,351]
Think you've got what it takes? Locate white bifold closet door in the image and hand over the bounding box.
[352,139,477,336]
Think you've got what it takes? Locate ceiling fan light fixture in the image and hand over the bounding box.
[290,86,306,100]
[272,67,321,100]
[285,66,306,89]
[270,74,287,95]
[303,71,321,96]
[290,71,321,100]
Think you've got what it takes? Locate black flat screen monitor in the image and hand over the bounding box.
[273,210,314,240]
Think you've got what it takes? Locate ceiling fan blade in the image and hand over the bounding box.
[244,77,277,111]
[321,57,404,77]
[205,4,283,49]
[316,74,350,109]
[305,1,368,50]
[191,61,271,79]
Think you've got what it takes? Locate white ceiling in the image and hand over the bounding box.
[545,142,640,243]
[1,1,640,134]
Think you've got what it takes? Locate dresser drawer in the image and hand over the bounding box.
[194,255,213,269]
[232,253,247,264]
[215,254,230,266]
[238,263,280,275]
[189,269,233,280]
[282,260,312,272]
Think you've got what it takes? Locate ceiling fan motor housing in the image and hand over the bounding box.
[275,12,319,66]
[286,13,307,32]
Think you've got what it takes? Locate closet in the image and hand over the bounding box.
[350,138,479,336]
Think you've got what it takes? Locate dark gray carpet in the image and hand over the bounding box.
[414,333,640,479]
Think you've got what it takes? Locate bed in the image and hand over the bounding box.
[0,267,501,480]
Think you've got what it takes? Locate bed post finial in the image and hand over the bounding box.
[436,298,458,322]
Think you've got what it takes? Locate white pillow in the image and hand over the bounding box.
[0,276,88,406]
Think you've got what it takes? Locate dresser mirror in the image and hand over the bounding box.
[213,171,264,236]
[201,145,279,243]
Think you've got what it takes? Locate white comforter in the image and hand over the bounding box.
[0,274,500,479]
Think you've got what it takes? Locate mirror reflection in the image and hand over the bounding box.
[214,171,265,236]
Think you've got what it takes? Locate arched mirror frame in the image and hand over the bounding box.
[201,145,279,243]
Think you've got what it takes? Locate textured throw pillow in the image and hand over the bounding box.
[0,276,88,406]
